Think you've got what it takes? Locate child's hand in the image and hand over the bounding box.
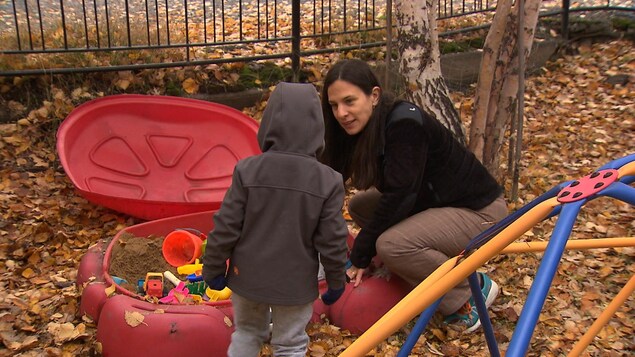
[321,287,345,305]
[205,275,227,291]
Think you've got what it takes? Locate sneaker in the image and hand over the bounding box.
[479,272,499,308]
[443,272,499,333]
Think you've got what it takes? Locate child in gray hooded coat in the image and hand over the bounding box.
[202,82,349,357]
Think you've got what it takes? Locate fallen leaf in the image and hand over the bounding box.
[182,78,199,94]
[21,268,36,278]
[46,322,86,343]
[124,311,146,327]
[104,284,116,297]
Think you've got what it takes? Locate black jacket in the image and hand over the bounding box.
[349,101,503,268]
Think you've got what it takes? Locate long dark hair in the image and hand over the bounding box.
[320,59,395,190]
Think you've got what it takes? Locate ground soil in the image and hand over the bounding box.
[108,233,181,294]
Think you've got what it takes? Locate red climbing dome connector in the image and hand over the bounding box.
[557,169,619,203]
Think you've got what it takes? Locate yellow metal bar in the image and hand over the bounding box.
[340,197,561,357]
[568,275,635,356]
[500,237,635,254]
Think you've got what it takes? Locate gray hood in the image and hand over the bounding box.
[257,82,324,156]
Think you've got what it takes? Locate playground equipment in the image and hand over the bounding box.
[341,153,635,356]
[56,94,261,220]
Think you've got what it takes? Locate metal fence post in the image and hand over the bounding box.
[292,0,301,82]
[385,0,392,88]
[562,0,570,39]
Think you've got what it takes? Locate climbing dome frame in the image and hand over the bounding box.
[341,153,635,356]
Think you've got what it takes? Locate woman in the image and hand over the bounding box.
[319,59,508,332]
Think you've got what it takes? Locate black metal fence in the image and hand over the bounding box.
[0,0,632,76]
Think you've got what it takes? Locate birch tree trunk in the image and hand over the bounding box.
[468,0,542,175]
[393,0,465,142]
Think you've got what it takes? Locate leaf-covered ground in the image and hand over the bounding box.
[0,38,633,356]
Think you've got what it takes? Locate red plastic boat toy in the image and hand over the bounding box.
[57,94,260,220]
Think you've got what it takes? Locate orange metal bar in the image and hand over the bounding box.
[568,275,635,356]
[617,161,635,177]
[500,237,635,254]
[364,256,460,325]
[340,197,561,357]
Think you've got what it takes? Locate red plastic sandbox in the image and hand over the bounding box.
[77,211,411,356]
[78,210,234,357]
[57,94,261,220]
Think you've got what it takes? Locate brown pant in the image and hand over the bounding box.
[348,188,508,315]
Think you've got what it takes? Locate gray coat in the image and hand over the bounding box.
[202,82,348,305]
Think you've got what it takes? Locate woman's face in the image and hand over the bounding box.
[327,79,380,135]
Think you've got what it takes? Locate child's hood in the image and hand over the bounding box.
[257,82,324,156]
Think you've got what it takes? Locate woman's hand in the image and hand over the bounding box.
[346,266,365,287]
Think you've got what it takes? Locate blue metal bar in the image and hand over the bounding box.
[397,299,442,357]
[468,273,500,357]
[506,200,584,356]
[602,182,635,206]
